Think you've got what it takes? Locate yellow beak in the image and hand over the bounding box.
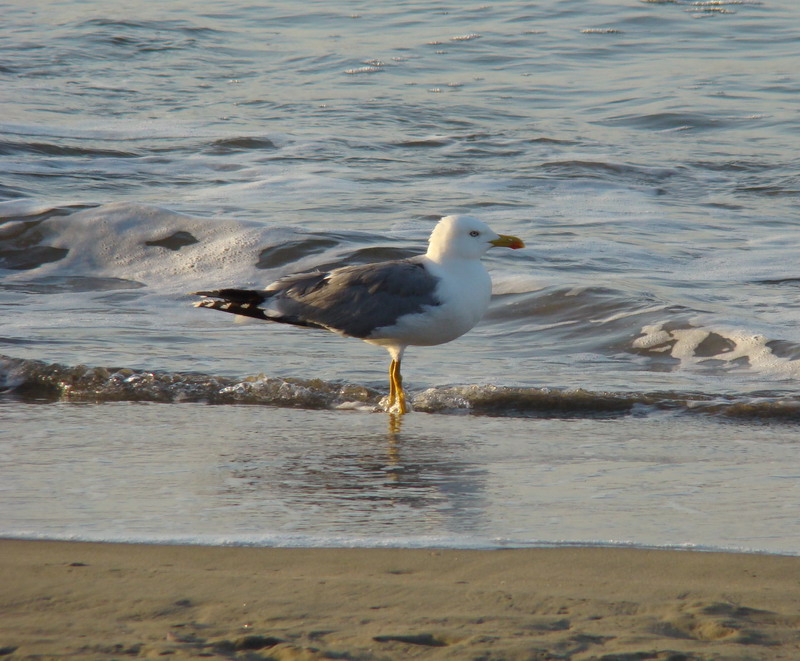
[490,234,525,250]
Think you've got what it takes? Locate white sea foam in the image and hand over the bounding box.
[634,322,800,379]
[3,202,299,292]
[4,529,791,554]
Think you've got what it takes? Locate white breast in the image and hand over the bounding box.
[367,257,492,348]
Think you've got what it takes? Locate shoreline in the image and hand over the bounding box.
[2,539,800,659]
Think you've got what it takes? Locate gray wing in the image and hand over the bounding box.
[268,258,441,338]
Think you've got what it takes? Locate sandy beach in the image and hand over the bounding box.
[1,540,799,660]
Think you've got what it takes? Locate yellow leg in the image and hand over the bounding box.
[388,359,398,409]
[388,359,409,414]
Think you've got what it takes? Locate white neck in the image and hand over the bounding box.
[425,244,476,264]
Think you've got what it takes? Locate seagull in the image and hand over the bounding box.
[193,215,524,414]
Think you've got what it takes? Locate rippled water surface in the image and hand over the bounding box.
[2,0,799,552]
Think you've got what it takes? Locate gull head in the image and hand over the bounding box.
[426,215,524,262]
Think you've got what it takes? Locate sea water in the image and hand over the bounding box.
[1,0,799,553]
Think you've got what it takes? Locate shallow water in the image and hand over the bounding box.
[2,0,800,552]
[3,401,799,554]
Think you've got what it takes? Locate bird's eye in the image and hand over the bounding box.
[469,230,480,237]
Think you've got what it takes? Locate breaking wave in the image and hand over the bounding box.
[4,354,800,422]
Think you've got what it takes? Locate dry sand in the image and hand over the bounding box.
[1,540,799,660]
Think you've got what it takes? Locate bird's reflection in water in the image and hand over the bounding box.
[216,413,490,537]
[384,413,403,476]
[387,411,403,443]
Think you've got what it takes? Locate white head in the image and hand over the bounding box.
[425,215,524,262]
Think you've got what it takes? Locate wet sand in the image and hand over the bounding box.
[1,539,799,660]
